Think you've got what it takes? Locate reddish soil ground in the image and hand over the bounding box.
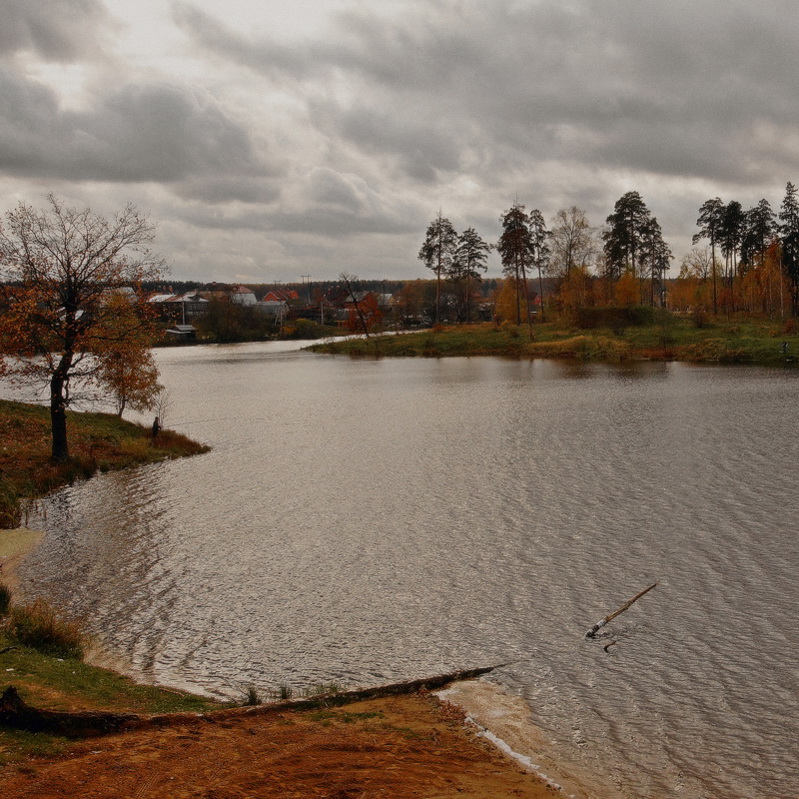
[1,693,560,799]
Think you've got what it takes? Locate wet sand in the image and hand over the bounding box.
[0,527,43,592]
[439,680,616,799]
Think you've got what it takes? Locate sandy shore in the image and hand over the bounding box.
[439,680,616,799]
[0,527,43,592]
[1,527,607,798]
[1,691,572,799]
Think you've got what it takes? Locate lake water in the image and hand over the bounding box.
[19,342,799,799]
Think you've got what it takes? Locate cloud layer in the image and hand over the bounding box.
[2,0,798,281]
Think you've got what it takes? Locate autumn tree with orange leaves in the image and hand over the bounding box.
[0,195,164,461]
[95,294,163,417]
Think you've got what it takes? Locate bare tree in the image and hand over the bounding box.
[549,207,598,278]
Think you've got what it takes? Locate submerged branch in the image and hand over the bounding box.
[586,582,659,638]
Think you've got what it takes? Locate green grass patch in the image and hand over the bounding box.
[0,399,210,528]
[0,622,218,767]
[307,314,799,366]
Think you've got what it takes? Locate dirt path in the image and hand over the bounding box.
[1,692,560,799]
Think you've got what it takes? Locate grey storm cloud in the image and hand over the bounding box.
[174,167,419,238]
[308,101,463,184]
[0,0,113,62]
[174,0,799,188]
[3,0,799,280]
[0,70,275,193]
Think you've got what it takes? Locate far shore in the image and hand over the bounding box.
[307,315,799,365]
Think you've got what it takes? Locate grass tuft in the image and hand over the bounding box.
[242,685,263,706]
[303,681,344,698]
[271,684,294,701]
[6,599,86,660]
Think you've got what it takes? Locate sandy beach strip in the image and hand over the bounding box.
[0,527,43,592]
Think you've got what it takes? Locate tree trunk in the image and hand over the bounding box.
[537,265,545,323]
[50,367,69,462]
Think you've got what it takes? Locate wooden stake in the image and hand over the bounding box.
[586,582,658,638]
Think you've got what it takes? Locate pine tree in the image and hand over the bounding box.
[740,199,777,273]
[640,216,673,307]
[603,191,651,282]
[418,213,458,324]
[528,210,551,321]
[779,182,799,316]
[692,198,725,313]
[450,227,490,322]
[720,200,745,288]
[497,203,533,326]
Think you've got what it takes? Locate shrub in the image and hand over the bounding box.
[575,306,659,330]
[422,337,439,357]
[288,318,333,339]
[7,599,85,659]
[0,582,11,617]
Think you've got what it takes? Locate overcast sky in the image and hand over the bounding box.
[3,0,799,283]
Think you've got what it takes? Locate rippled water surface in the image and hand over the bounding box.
[21,342,799,799]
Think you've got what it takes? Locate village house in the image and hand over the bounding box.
[148,291,209,323]
[231,285,258,305]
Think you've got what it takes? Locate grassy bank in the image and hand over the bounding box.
[0,399,209,528]
[0,401,216,764]
[308,313,799,365]
[0,624,218,766]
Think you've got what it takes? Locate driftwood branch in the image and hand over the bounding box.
[0,664,505,739]
[586,582,658,638]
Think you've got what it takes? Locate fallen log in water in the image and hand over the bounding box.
[0,664,505,739]
[586,582,659,638]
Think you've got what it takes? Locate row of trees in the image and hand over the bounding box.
[418,204,555,329]
[685,183,799,317]
[419,197,660,325]
[601,192,672,308]
[421,183,799,321]
[417,214,491,324]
